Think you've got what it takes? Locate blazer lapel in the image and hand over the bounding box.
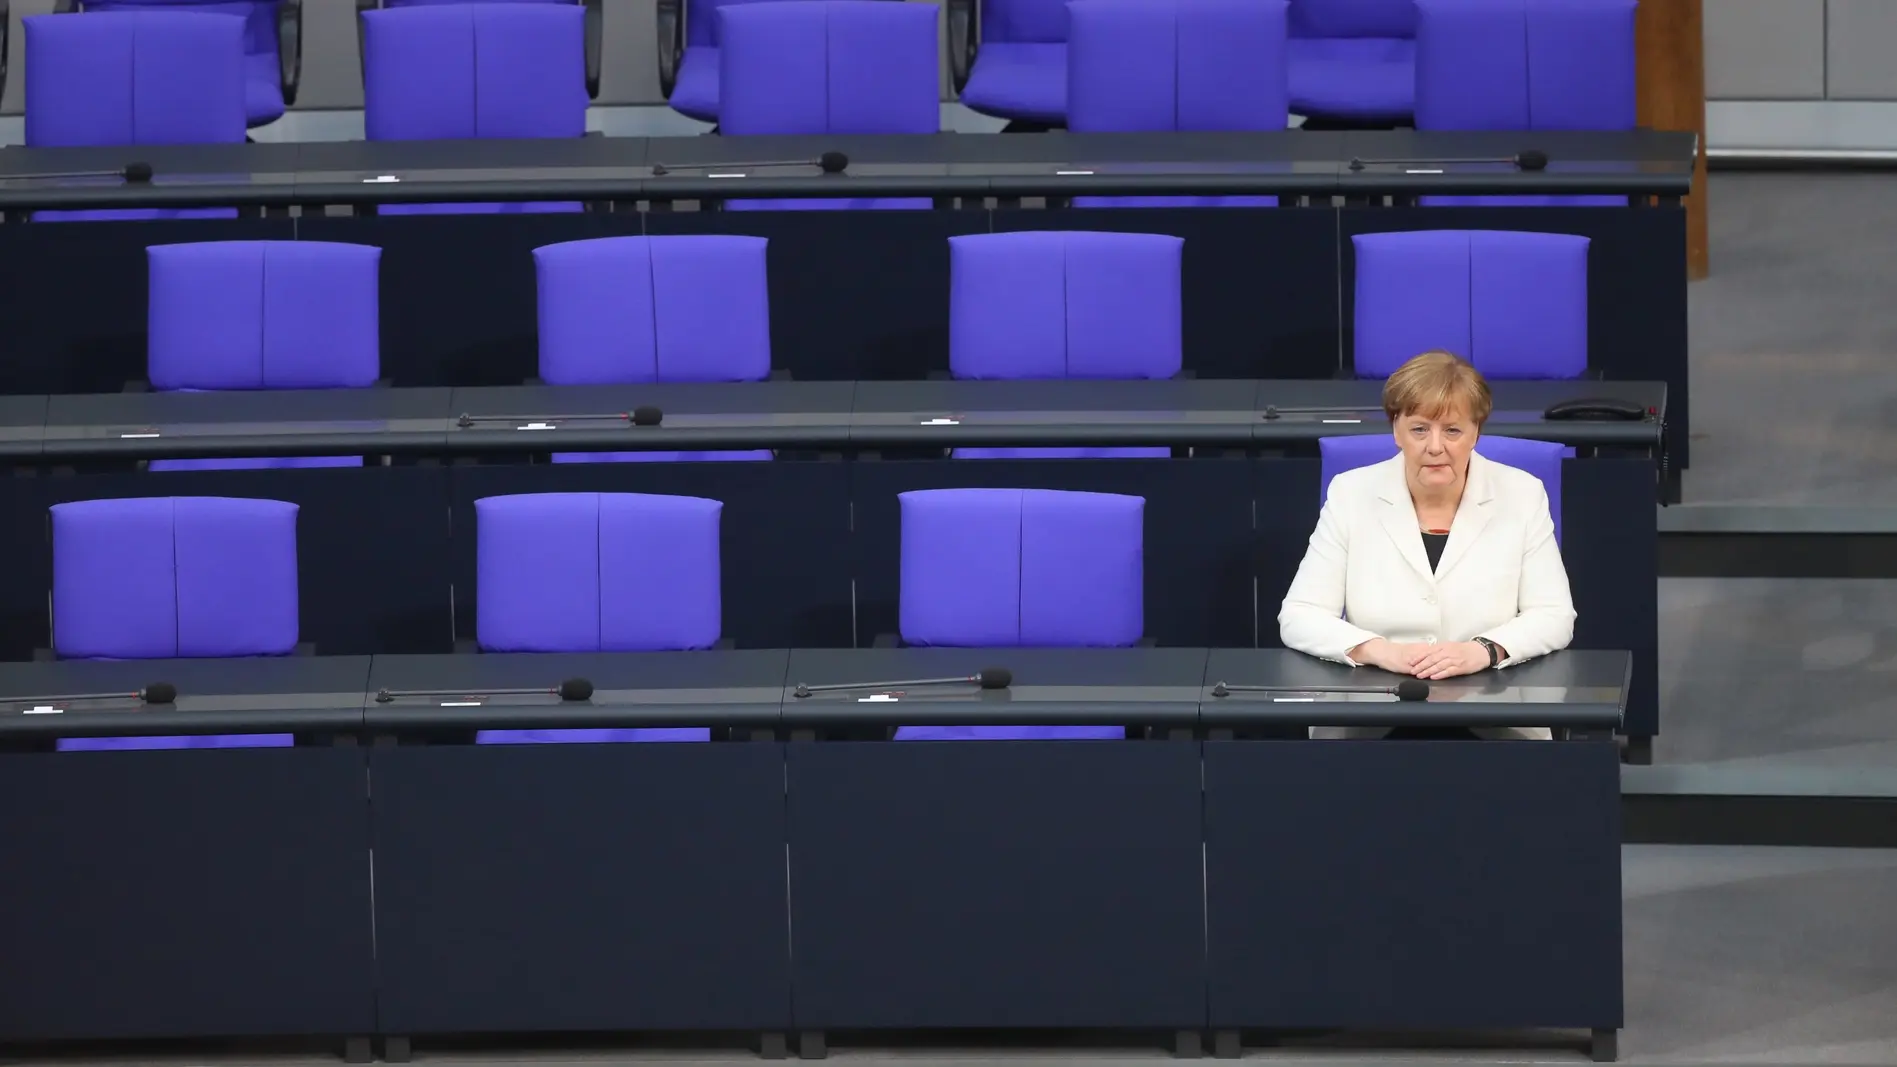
[1374,457,1435,582]
[1435,452,1496,579]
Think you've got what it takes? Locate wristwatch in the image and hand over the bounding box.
[1473,636,1502,669]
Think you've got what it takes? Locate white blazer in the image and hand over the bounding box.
[1278,451,1576,740]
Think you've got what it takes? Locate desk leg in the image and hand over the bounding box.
[760,1033,789,1060]
[1592,1027,1619,1062]
[1213,1030,1241,1059]
[381,1036,412,1063]
[1173,1030,1204,1058]
[1624,736,1654,765]
[342,1037,372,1064]
[797,1030,827,1059]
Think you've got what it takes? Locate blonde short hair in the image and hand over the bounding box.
[1381,350,1492,426]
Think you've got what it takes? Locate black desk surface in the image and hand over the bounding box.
[5,379,1666,460]
[0,131,1696,209]
[0,648,1630,738]
[0,656,372,739]
[362,650,790,731]
[783,646,1212,728]
[1203,648,1629,729]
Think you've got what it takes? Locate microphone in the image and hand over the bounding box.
[375,678,595,704]
[456,405,662,429]
[650,151,849,176]
[0,682,178,707]
[1260,404,1384,421]
[1347,150,1548,172]
[2,162,154,183]
[1211,679,1430,702]
[793,667,1012,699]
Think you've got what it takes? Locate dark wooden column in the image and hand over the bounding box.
[1637,0,1709,279]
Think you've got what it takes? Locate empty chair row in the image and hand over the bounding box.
[49,435,1566,746]
[140,230,1590,398]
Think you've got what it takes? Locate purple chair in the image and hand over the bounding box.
[948,0,1069,127]
[1286,0,1415,125]
[718,0,937,210]
[1352,230,1588,380]
[535,236,770,384]
[361,3,587,214]
[534,235,774,464]
[363,0,602,98]
[1067,0,1285,209]
[24,11,245,221]
[953,447,1171,459]
[52,496,299,751]
[144,240,379,472]
[895,488,1142,740]
[950,231,1183,380]
[70,0,303,127]
[474,493,720,743]
[1319,434,1569,540]
[1415,0,1636,206]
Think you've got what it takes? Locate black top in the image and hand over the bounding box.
[1422,531,1449,572]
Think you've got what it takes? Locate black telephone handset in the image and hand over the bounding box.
[1543,397,1649,422]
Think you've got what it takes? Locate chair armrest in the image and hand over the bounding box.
[0,0,11,107]
[52,0,78,14]
[946,0,977,94]
[278,0,304,107]
[583,0,602,99]
[656,0,683,98]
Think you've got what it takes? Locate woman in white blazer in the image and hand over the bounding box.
[1278,351,1576,740]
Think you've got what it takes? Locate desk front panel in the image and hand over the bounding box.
[369,740,794,1034]
[1204,738,1623,1030]
[0,746,376,1040]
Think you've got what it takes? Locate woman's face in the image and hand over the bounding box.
[1394,405,1478,496]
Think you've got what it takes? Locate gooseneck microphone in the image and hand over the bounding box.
[1211,679,1430,702]
[0,682,178,707]
[375,678,595,704]
[1,162,155,183]
[1260,404,1384,421]
[1348,150,1548,172]
[457,405,662,429]
[793,667,1012,699]
[650,151,850,176]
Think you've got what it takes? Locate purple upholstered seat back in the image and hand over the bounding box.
[950,231,1183,379]
[363,4,586,140]
[1285,0,1415,122]
[957,0,1069,125]
[899,488,1144,647]
[720,0,938,134]
[475,493,723,653]
[718,1,936,210]
[26,11,247,146]
[148,241,381,390]
[553,450,774,463]
[952,447,1172,459]
[1318,433,1569,540]
[1065,0,1285,209]
[53,496,300,659]
[534,236,771,384]
[83,0,286,126]
[362,3,586,215]
[1068,0,1287,132]
[1352,230,1588,380]
[1415,0,1635,207]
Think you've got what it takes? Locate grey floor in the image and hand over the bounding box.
[1651,172,1897,780]
[3,847,1891,1067]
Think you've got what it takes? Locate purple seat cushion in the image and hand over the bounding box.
[894,725,1128,740]
[1073,195,1278,209]
[59,733,295,751]
[477,727,712,744]
[670,46,720,121]
[1286,36,1413,120]
[951,447,1171,459]
[959,42,1067,124]
[150,456,366,471]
